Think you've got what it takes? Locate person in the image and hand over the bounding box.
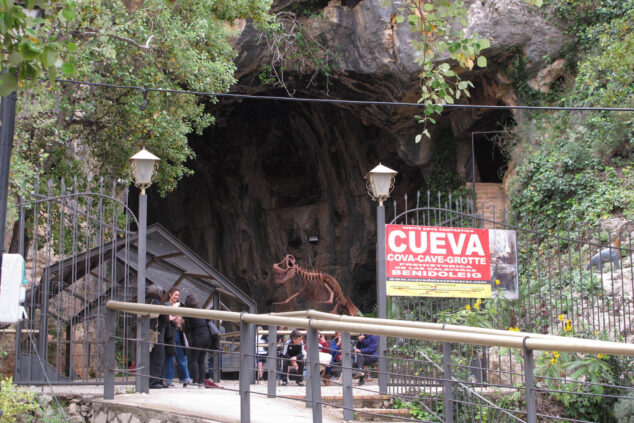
[256,326,268,381]
[353,333,378,386]
[280,329,305,386]
[147,285,170,389]
[205,320,225,388]
[326,331,342,380]
[162,288,192,387]
[183,295,212,388]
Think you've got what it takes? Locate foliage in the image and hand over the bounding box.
[535,348,632,422]
[503,6,634,234]
[0,377,41,422]
[614,394,634,423]
[257,11,335,96]
[0,0,78,96]
[10,0,273,200]
[382,0,541,142]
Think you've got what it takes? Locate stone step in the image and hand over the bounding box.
[340,407,412,422]
[472,182,507,227]
[287,394,392,409]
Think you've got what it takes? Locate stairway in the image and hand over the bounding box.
[472,183,507,228]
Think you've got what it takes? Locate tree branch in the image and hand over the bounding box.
[78,31,154,51]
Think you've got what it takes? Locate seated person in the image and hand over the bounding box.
[326,332,342,379]
[353,334,378,386]
[281,329,305,386]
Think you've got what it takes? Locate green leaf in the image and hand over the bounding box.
[61,8,75,20]
[480,38,491,49]
[476,55,487,68]
[19,39,41,61]
[67,41,77,52]
[415,134,422,143]
[423,3,434,11]
[61,61,76,75]
[25,0,35,9]
[8,51,22,65]
[42,46,57,67]
[396,14,404,24]
[0,72,17,96]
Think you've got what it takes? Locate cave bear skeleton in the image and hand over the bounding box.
[272,254,359,316]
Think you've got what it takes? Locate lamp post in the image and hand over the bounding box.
[130,147,160,394]
[364,163,397,395]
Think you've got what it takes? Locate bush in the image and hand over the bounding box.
[614,395,634,423]
[0,378,41,423]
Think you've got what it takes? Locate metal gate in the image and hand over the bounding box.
[10,179,138,384]
[385,189,634,421]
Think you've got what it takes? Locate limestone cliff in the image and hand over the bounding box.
[150,0,568,312]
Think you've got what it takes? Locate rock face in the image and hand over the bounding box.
[150,0,567,312]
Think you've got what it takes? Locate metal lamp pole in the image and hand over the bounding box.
[376,201,388,394]
[365,163,397,395]
[130,148,159,394]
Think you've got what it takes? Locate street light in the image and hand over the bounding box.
[130,147,159,394]
[364,163,397,395]
[130,148,160,194]
[365,163,397,206]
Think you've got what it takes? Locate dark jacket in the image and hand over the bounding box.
[357,335,378,359]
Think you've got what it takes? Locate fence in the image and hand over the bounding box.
[105,301,634,423]
[384,191,634,421]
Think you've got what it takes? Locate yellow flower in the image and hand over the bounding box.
[594,331,600,336]
[465,304,471,311]
[598,354,604,359]
[474,302,480,310]
[558,314,564,322]
[553,351,560,359]
[508,326,519,332]
[551,357,558,365]
[564,319,573,332]
[495,279,500,286]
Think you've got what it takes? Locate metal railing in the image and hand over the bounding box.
[105,301,634,423]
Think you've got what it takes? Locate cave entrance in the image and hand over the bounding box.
[468,110,514,183]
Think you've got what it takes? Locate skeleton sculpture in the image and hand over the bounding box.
[272,254,359,316]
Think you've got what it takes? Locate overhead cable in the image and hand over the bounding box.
[55,79,634,112]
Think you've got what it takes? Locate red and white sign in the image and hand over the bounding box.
[386,225,491,282]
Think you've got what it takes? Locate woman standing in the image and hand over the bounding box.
[147,285,170,388]
[163,288,191,387]
[183,295,212,387]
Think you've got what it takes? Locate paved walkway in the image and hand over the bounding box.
[28,379,381,422]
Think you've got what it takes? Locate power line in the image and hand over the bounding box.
[55,79,634,112]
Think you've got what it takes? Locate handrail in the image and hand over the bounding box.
[106,301,634,356]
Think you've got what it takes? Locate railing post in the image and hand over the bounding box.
[307,322,322,421]
[240,315,252,423]
[524,344,536,423]
[212,290,221,383]
[442,342,453,423]
[104,308,117,400]
[267,324,277,398]
[342,331,354,422]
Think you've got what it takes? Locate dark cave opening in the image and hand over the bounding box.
[470,110,515,183]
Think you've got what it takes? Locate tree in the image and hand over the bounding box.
[9,0,273,201]
[0,0,78,96]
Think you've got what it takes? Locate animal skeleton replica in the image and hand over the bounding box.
[585,221,633,272]
[586,237,621,271]
[272,254,359,316]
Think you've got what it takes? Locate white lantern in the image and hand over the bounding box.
[364,163,397,206]
[130,148,160,193]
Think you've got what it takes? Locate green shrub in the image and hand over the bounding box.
[614,395,634,423]
[0,378,41,423]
